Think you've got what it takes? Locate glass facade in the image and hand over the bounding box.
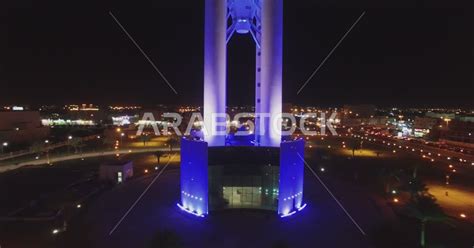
[208,147,280,211]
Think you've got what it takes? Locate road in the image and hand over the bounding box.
[0,147,180,173]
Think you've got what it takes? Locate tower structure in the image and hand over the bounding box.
[203,0,282,147]
[179,0,306,218]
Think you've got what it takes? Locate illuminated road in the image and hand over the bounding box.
[306,133,474,223]
[427,182,474,222]
[0,147,180,173]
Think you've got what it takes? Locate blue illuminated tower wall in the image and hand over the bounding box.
[278,139,305,215]
[203,0,227,147]
[180,138,209,216]
[203,0,282,147]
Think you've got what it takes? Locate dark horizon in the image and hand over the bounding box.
[2,1,473,108]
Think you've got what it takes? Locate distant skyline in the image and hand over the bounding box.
[2,1,473,107]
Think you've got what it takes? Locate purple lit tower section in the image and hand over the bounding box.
[203,0,282,147]
[179,0,305,218]
[203,0,227,147]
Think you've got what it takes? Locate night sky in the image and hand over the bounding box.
[1,1,473,107]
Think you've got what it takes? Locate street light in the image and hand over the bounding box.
[68,136,73,140]
[1,142,8,153]
[120,133,125,143]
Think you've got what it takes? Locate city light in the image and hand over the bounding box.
[459,213,467,218]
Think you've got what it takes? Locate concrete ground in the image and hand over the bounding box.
[62,159,385,248]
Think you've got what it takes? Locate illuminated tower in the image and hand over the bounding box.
[179,0,305,218]
[203,0,282,147]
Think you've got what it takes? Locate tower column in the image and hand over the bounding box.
[259,0,283,147]
[203,0,227,147]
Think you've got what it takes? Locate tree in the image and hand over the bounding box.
[139,134,151,146]
[31,142,45,156]
[400,166,428,201]
[348,139,360,157]
[166,137,179,152]
[69,137,84,154]
[155,151,164,164]
[378,167,402,195]
[404,194,450,247]
[31,142,50,164]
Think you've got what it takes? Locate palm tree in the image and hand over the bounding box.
[404,194,450,247]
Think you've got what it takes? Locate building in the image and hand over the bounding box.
[99,160,134,184]
[0,111,49,144]
[413,116,440,138]
[438,120,474,148]
[425,111,456,120]
[343,104,376,118]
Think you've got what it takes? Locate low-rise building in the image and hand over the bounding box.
[0,111,50,144]
[99,160,134,184]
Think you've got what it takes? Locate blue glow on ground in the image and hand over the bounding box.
[297,203,307,212]
[280,203,307,218]
[280,211,297,218]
